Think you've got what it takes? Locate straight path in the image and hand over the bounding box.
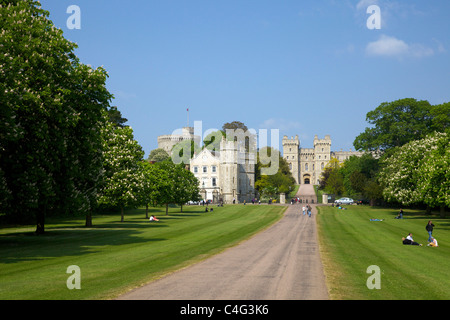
[118,186,328,300]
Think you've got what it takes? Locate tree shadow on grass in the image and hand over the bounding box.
[385,209,450,229]
[0,207,207,265]
[0,226,166,264]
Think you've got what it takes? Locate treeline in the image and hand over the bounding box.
[319,98,450,216]
[0,1,199,233]
[147,121,297,201]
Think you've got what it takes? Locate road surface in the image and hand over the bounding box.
[118,185,328,300]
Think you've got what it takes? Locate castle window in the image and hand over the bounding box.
[312,164,315,170]
[321,162,324,170]
[193,166,198,173]
[305,163,308,171]
[203,166,207,173]
[212,166,216,173]
[212,178,217,187]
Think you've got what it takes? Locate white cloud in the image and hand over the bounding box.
[366,35,434,58]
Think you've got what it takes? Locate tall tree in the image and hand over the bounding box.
[97,123,144,222]
[107,106,128,128]
[173,164,200,212]
[379,132,449,216]
[416,133,450,217]
[354,98,433,152]
[319,158,345,196]
[255,147,295,197]
[152,160,200,215]
[430,102,450,132]
[147,148,170,163]
[0,0,112,233]
[138,161,162,219]
[171,140,200,165]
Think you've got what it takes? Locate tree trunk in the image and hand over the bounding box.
[85,211,93,227]
[35,206,45,235]
[165,203,169,216]
[180,203,183,213]
[426,205,432,215]
[145,204,149,219]
[121,206,124,222]
[440,205,446,218]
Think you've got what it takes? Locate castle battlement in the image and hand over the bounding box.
[157,127,201,154]
[283,134,364,185]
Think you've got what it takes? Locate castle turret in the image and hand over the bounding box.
[219,138,238,204]
[282,135,300,184]
[313,135,332,185]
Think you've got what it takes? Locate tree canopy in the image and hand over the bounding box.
[354,98,434,152]
[0,0,112,233]
[255,147,295,197]
[147,148,170,163]
[379,132,449,216]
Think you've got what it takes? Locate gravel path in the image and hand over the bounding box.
[118,186,328,300]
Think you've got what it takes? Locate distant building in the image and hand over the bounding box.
[190,137,255,204]
[157,126,201,154]
[157,127,255,204]
[282,135,364,185]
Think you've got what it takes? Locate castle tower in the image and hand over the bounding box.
[313,135,332,185]
[282,135,300,184]
[157,126,200,154]
[219,138,238,204]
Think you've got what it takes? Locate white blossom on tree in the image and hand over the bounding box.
[379,132,449,216]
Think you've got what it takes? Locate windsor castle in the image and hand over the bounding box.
[282,135,364,185]
[157,127,363,203]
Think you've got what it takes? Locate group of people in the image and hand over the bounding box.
[402,220,438,247]
[301,204,312,217]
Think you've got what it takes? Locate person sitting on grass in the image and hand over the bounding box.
[427,237,438,247]
[395,209,404,219]
[402,233,422,246]
[149,215,159,222]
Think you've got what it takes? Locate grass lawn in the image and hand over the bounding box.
[0,204,285,300]
[317,205,450,300]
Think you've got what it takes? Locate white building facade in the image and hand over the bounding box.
[190,138,255,204]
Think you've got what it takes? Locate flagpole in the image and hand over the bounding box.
[187,107,189,127]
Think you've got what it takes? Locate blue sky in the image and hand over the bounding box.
[40,0,450,157]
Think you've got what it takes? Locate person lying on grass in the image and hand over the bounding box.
[149,215,159,222]
[402,233,422,246]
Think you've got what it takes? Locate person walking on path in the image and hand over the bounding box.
[426,221,435,242]
[302,206,306,215]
